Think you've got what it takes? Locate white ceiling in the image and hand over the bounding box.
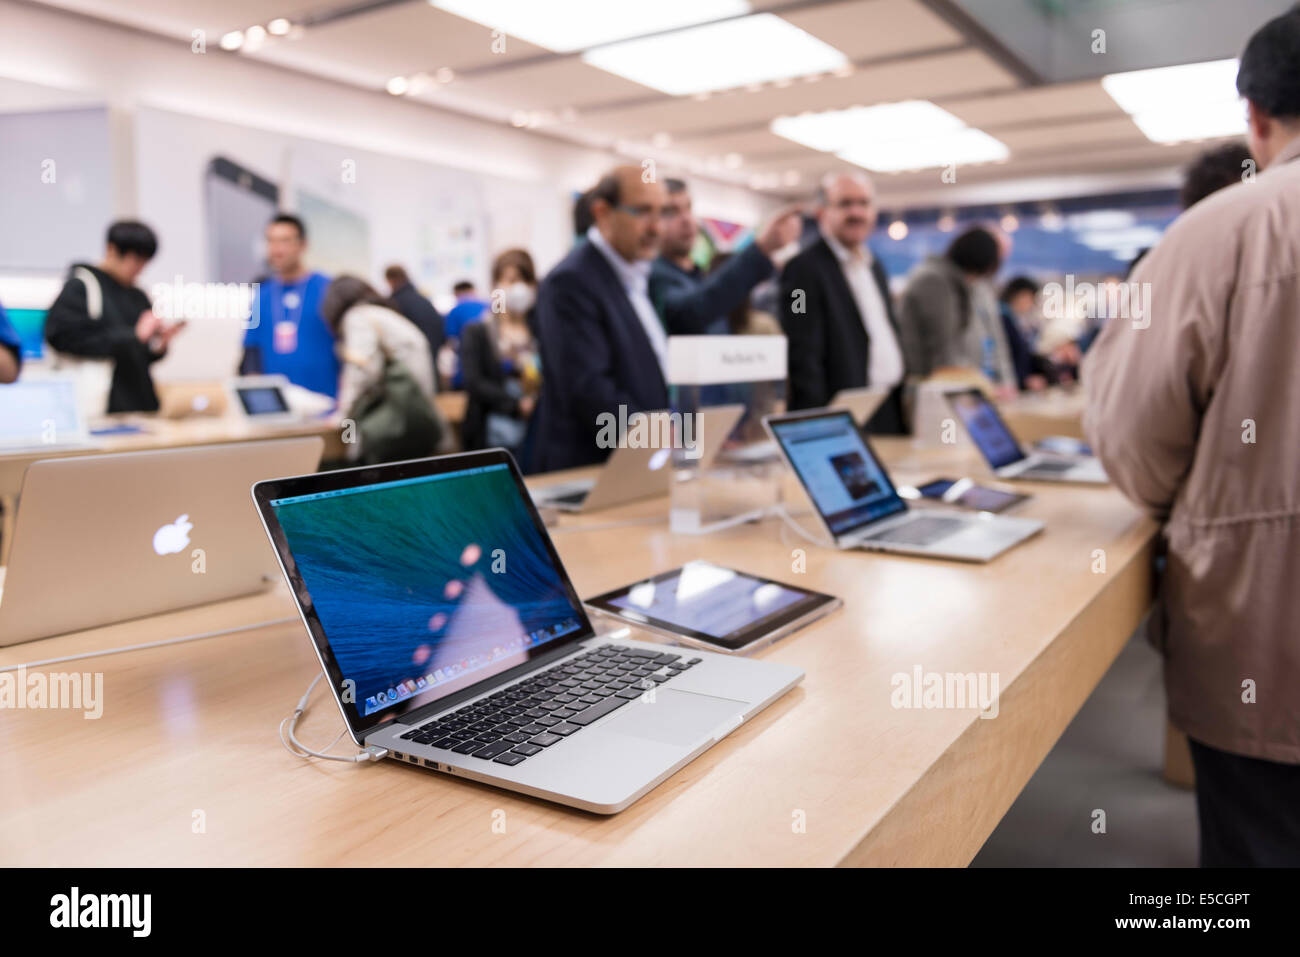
[27,0,1247,205]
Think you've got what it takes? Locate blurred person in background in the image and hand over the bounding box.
[0,300,22,383]
[534,164,684,470]
[708,253,782,336]
[998,276,1053,392]
[240,214,337,398]
[384,264,445,390]
[441,279,488,389]
[1181,141,1255,209]
[781,170,908,433]
[1084,4,1300,866]
[321,276,444,463]
[897,225,1015,396]
[460,249,541,455]
[651,177,801,334]
[45,219,183,412]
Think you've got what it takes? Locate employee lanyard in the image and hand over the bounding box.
[276,276,310,330]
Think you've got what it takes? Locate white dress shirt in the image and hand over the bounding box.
[586,225,668,377]
[822,230,904,389]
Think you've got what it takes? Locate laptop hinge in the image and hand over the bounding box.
[394,637,596,727]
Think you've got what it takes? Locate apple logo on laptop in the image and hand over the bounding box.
[153,514,193,556]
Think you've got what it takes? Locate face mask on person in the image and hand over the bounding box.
[503,282,536,315]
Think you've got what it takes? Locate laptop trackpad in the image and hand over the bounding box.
[601,689,746,747]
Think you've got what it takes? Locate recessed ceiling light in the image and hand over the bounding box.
[1102,58,1245,143]
[838,127,1008,172]
[268,18,292,36]
[582,14,848,96]
[772,100,1008,172]
[386,76,410,95]
[773,101,964,153]
[430,0,750,53]
[219,30,243,51]
[243,24,267,52]
[887,219,909,240]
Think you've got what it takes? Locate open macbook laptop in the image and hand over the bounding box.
[0,437,323,646]
[252,449,804,813]
[532,404,743,512]
[764,409,1043,562]
[0,375,93,451]
[945,389,1108,484]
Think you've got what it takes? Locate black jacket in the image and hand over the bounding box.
[649,242,774,333]
[533,240,713,472]
[45,263,162,413]
[460,319,523,451]
[779,238,907,433]
[390,283,445,389]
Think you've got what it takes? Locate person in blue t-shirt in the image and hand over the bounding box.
[240,213,338,398]
[441,280,488,389]
[0,299,21,383]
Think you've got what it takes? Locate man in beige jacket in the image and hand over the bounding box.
[1084,5,1300,866]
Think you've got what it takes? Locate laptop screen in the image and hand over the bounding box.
[768,411,906,537]
[0,378,83,447]
[268,461,587,721]
[237,385,289,416]
[948,391,1025,469]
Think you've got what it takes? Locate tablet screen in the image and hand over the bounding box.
[586,561,836,651]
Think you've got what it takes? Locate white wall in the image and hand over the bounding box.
[0,106,113,273]
[0,0,776,278]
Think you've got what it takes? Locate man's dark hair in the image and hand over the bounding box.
[453,280,476,295]
[573,189,596,236]
[946,227,1001,276]
[106,220,158,260]
[1236,5,1300,119]
[589,172,623,209]
[269,212,307,240]
[384,264,410,287]
[999,276,1039,303]
[1180,141,1254,208]
[664,177,688,195]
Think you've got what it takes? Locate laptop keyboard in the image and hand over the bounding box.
[396,644,702,766]
[862,515,967,547]
[1021,461,1074,476]
[546,489,589,505]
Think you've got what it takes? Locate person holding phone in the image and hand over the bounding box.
[45,220,184,412]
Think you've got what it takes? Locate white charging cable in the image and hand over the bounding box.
[771,503,835,547]
[279,672,388,763]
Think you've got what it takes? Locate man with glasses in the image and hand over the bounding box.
[650,178,801,334]
[780,170,908,433]
[532,165,681,471]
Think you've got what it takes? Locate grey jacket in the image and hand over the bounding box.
[897,256,1014,384]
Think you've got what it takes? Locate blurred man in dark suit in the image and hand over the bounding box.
[780,171,907,433]
[535,165,700,471]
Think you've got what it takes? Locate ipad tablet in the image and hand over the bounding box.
[585,560,840,655]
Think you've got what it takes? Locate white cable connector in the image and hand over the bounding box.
[279,672,387,763]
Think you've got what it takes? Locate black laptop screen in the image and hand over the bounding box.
[269,462,585,718]
[948,390,1025,469]
[769,411,906,536]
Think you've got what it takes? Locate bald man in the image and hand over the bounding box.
[533,165,688,471]
[779,171,908,433]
